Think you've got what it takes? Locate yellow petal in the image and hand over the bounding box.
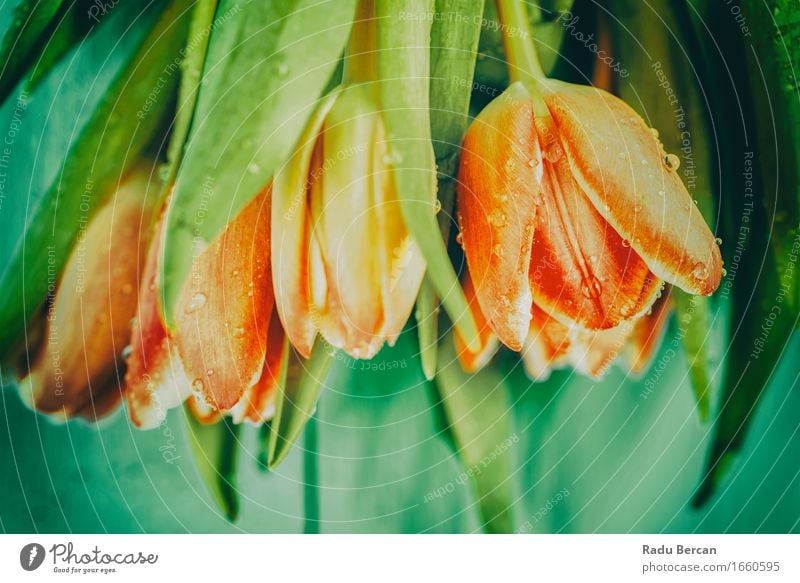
[457,82,540,351]
[272,89,342,358]
[542,79,722,296]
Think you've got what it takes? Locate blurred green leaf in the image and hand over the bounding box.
[688,0,800,505]
[185,413,241,521]
[436,336,515,533]
[376,0,479,354]
[161,0,356,328]
[0,0,192,358]
[268,341,332,469]
[0,0,64,103]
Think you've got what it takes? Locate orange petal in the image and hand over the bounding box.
[27,170,155,417]
[542,79,722,296]
[457,82,539,351]
[231,310,287,424]
[455,271,499,373]
[627,289,672,374]
[272,90,341,358]
[125,212,192,429]
[567,320,634,379]
[529,148,663,330]
[187,394,221,425]
[522,306,571,381]
[175,186,274,411]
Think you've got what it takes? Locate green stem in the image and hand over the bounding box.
[494,0,545,85]
[303,412,321,534]
[343,0,376,83]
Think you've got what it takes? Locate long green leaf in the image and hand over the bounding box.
[161,0,356,328]
[436,336,515,533]
[0,1,192,358]
[0,0,64,103]
[268,342,333,469]
[690,0,800,505]
[185,413,241,521]
[376,0,479,353]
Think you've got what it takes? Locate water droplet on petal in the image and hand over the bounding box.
[692,262,709,280]
[192,379,204,393]
[488,208,508,228]
[665,153,680,170]
[434,199,442,214]
[492,243,504,257]
[455,232,464,246]
[206,369,214,376]
[621,239,631,248]
[658,190,666,197]
[121,345,132,360]
[248,162,260,174]
[581,276,603,299]
[650,127,660,139]
[185,292,207,313]
[715,237,723,245]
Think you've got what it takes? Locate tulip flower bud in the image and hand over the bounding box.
[22,170,156,419]
[273,83,426,360]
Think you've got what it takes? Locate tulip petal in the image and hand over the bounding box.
[175,186,274,411]
[455,272,499,373]
[542,79,722,296]
[529,150,663,330]
[374,117,426,351]
[28,171,155,417]
[272,90,342,358]
[568,319,634,379]
[627,290,672,374]
[125,213,192,429]
[457,82,539,351]
[522,306,571,381]
[311,85,385,358]
[230,311,287,424]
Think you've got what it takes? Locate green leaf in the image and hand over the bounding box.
[430,0,484,177]
[160,0,220,193]
[0,1,193,358]
[416,277,439,381]
[688,0,800,505]
[673,291,714,422]
[435,336,516,533]
[376,0,479,353]
[268,341,333,469]
[0,0,64,104]
[185,413,241,521]
[161,0,356,328]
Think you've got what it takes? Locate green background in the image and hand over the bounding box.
[2,330,799,533]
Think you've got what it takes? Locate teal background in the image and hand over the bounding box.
[2,331,799,533]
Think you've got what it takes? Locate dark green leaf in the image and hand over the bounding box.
[0,1,192,357]
[185,413,242,521]
[268,341,333,469]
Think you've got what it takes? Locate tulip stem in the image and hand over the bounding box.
[343,0,377,83]
[495,0,545,84]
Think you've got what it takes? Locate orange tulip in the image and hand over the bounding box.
[272,83,426,360]
[20,170,156,419]
[125,186,287,428]
[457,79,722,353]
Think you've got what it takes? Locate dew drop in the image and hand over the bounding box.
[277,61,289,76]
[206,369,214,376]
[488,208,508,228]
[497,193,509,203]
[528,158,538,168]
[455,232,464,246]
[192,379,204,393]
[185,292,207,313]
[121,345,133,360]
[715,237,723,245]
[721,267,728,278]
[650,127,660,139]
[692,262,709,280]
[121,283,133,295]
[658,190,666,197]
[492,243,504,257]
[664,153,681,170]
[434,199,442,214]
[621,239,631,248]
[618,151,627,160]
[248,162,260,174]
